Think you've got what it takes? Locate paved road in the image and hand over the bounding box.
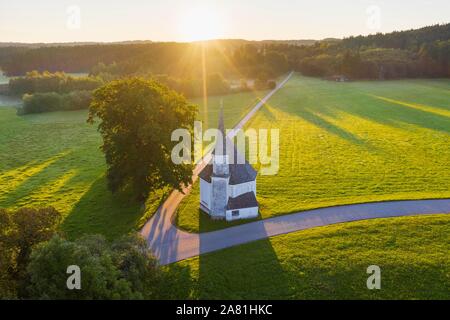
[141,72,450,265]
[142,197,450,265]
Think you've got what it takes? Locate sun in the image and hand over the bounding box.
[179,7,224,42]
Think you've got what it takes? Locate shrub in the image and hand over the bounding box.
[267,80,277,90]
[19,90,92,114]
[26,234,165,300]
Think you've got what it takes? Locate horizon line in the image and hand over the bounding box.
[1,22,448,46]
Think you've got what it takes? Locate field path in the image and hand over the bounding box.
[141,72,450,265]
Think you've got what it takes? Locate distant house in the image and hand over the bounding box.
[198,106,259,221]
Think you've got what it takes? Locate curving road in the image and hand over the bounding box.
[141,72,450,265]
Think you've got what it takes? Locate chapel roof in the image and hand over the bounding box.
[226,191,259,210]
[200,101,257,185]
[199,158,257,185]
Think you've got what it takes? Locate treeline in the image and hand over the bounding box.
[0,43,150,76]
[152,73,230,97]
[1,24,448,84]
[93,63,278,97]
[9,71,102,95]
[0,40,291,80]
[297,23,450,79]
[297,45,449,79]
[342,24,450,50]
[13,69,277,115]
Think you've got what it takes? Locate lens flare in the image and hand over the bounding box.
[179,7,224,42]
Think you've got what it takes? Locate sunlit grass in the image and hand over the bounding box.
[0,108,142,239]
[169,214,450,299]
[191,88,269,130]
[176,75,450,232]
[0,88,268,239]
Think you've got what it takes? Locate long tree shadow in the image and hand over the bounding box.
[270,81,450,139]
[0,151,72,206]
[197,216,292,299]
[260,103,379,154]
[370,95,450,117]
[296,107,372,147]
[63,175,142,240]
[363,95,450,133]
[309,93,450,135]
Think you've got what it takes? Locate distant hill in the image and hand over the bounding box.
[0,23,447,79]
[0,38,328,49]
[260,39,319,46]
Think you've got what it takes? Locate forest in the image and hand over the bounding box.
[0,23,448,83]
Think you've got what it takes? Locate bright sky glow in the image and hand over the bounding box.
[0,0,449,43]
[179,6,225,41]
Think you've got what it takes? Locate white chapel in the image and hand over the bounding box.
[198,106,259,221]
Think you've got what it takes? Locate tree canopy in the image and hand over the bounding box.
[26,234,166,299]
[0,207,61,298]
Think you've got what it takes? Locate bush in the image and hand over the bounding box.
[26,234,166,300]
[267,80,277,90]
[19,90,92,114]
[9,71,103,95]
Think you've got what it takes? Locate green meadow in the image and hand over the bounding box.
[169,214,450,299]
[176,75,450,232]
[0,89,268,239]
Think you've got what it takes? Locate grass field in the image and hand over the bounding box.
[0,88,268,239]
[176,75,450,233]
[167,214,450,299]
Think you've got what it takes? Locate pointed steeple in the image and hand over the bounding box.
[218,100,225,138]
[212,100,229,177]
[215,99,227,156]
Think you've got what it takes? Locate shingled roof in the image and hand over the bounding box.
[226,191,259,210]
[199,159,257,185]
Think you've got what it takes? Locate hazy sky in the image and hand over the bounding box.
[1,0,449,43]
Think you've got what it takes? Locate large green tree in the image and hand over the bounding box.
[88,78,197,200]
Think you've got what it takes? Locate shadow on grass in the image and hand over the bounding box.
[317,94,450,135]
[271,85,450,147]
[197,214,291,299]
[261,103,376,152]
[195,208,260,233]
[0,151,72,206]
[63,176,142,240]
[297,107,371,147]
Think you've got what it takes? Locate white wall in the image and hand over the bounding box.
[200,178,211,210]
[201,177,258,219]
[226,206,259,221]
[228,180,256,198]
